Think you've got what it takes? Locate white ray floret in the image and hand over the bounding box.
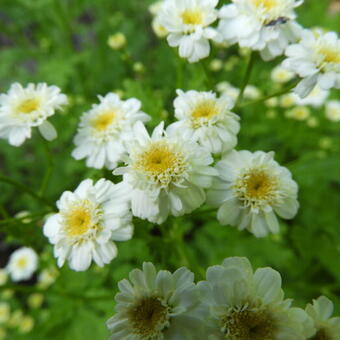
[158,0,219,63]
[207,150,299,237]
[198,257,315,339]
[115,121,217,224]
[167,89,240,154]
[306,296,340,340]
[218,0,303,60]
[106,262,204,339]
[284,29,340,97]
[43,179,133,272]
[72,93,150,170]
[6,247,38,282]
[0,83,67,146]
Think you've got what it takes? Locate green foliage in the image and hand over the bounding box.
[0,0,339,339]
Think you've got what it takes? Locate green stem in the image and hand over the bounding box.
[236,51,256,107]
[200,61,213,89]
[39,141,54,196]
[239,79,299,108]
[0,211,49,226]
[0,175,54,209]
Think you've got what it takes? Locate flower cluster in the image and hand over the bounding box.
[106,257,340,339]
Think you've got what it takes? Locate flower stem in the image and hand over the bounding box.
[0,175,54,209]
[239,79,299,108]
[200,60,213,89]
[39,140,54,196]
[236,51,256,107]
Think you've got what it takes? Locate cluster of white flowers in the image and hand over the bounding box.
[107,257,340,339]
[0,83,67,146]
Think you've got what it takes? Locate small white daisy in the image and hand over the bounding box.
[72,93,150,170]
[306,296,340,340]
[218,0,303,60]
[207,150,299,237]
[271,65,295,83]
[198,257,315,339]
[292,84,329,108]
[325,100,340,122]
[284,29,340,98]
[106,262,204,339]
[0,83,67,146]
[6,247,38,282]
[167,89,240,153]
[115,121,217,224]
[158,0,219,63]
[43,179,133,272]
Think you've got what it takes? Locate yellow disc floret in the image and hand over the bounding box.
[16,98,40,114]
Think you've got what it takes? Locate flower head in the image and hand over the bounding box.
[43,179,133,271]
[306,296,340,340]
[6,247,38,282]
[0,83,67,146]
[207,150,299,237]
[168,89,240,153]
[158,0,219,62]
[106,262,204,339]
[72,93,150,169]
[325,100,340,122]
[218,0,303,60]
[115,121,217,223]
[198,257,315,339]
[284,30,340,97]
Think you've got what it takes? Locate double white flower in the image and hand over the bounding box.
[208,150,299,237]
[218,0,303,60]
[115,121,217,224]
[158,0,219,63]
[168,89,240,154]
[72,93,150,169]
[284,30,340,97]
[43,179,133,271]
[6,247,38,282]
[0,83,67,146]
[198,257,315,339]
[106,262,204,339]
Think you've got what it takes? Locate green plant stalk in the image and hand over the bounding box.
[239,79,300,108]
[0,211,50,226]
[0,175,54,209]
[200,60,213,89]
[39,141,54,196]
[236,51,256,107]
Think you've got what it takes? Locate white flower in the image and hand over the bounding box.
[218,0,303,60]
[216,81,240,101]
[198,257,315,339]
[158,0,219,63]
[284,30,340,98]
[271,65,295,83]
[292,85,329,107]
[107,33,127,50]
[43,179,133,271]
[207,150,299,237]
[0,83,67,146]
[325,100,340,122]
[6,247,38,282]
[285,106,310,121]
[106,262,204,339]
[72,93,150,170]
[167,89,240,153]
[244,84,262,99]
[306,296,340,340]
[115,121,217,224]
[37,267,59,289]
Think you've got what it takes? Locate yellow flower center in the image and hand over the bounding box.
[234,168,279,208]
[252,0,278,10]
[181,9,203,25]
[134,141,187,187]
[91,111,116,131]
[16,98,40,114]
[318,46,340,64]
[129,297,169,337]
[16,257,28,269]
[222,308,276,340]
[63,203,95,237]
[191,100,220,128]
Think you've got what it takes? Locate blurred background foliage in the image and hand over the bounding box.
[0,0,340,339]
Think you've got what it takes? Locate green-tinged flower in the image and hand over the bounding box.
[306,296,340,340]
